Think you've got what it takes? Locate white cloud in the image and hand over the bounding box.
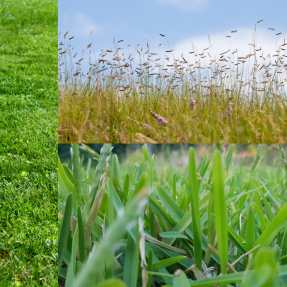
[172,27,282,61]
[61,12,102,37]
[168,27,287,92]
[154,0,209,11]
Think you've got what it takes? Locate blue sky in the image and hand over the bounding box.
[58,0,287,88]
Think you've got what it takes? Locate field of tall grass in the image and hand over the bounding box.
[58,20,287,143]
[58,143,287,287]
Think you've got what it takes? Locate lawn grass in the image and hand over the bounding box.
[58,144,287,287]
[58,21,287,143]
[0,0,58,285]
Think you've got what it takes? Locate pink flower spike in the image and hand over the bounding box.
[149,108,168,125]
[189,97,196,111]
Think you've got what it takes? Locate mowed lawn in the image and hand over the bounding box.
[0,0,58,285]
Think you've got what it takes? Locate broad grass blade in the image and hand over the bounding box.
[253,202,287,257]
[245,204,255,252]
[173,270,190,287]
[58,193,72,273]
[123,230,140,287]
[147,249,153,287]
[153,256,186,270]
[225,144,234,172]
[189,148,202,270]
[77,206,85,263]
[58,157,76,198]
[71,144,83,208]
[213,151,228,275]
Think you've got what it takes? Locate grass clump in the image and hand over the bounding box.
[58,144,287,286]
[0,0,58,285]
[58,21,287,143]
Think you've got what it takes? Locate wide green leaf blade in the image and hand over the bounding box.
[225,144,234,172]
[213,151,228,275]
[153,256,186,271]
[245,204,255,252]
[123,231,140,287]
[160,232,189,240]
[58,193,72,273]
[77,206,86,263]
[189,148,202,270]
[253,202,287,256]
[173,270,190,287]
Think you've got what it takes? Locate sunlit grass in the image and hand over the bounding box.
[58,21,287,143]
[0,0,57,285]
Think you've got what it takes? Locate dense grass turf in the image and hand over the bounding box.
[0,0,58,285]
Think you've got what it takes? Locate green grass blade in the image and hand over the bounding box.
[253,202,287,256]
[149,154,154,188]
[173,270,190,287]
[153,184,185,221]
[254,178,274,221]
[108,177,114,226]
[189,148,202,270]
[205,190,215,265]
[72,144,83,208]
[160,232,189,240]
[149,205,157,238]
[111,154,122,190]
[147,249,153,287]
[173,173,177,202]
[213,151,228,275]
[58,193,72,273]
[85,144,112,214]
[130,172,148,200]
[164,212,192,247]
[77,206,85,263]
[227,225,246,254]
[281,223,287,265]
[66,224,79,286]
[245,204,255,252]
[153,256,186,271]
[79,144,100,161]
[123,230,140,287]
[148,196,176,228]
[58,157,76,198]
[225,144,234,172]
[251,144,263,174]
[105,252,114,280]
[142,145,150,161]
[63,164,75,184]
[252,202,267,231]
[122,172,130,204]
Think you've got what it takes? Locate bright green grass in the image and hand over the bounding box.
[0,0,58,285]
[58,144,287,287]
